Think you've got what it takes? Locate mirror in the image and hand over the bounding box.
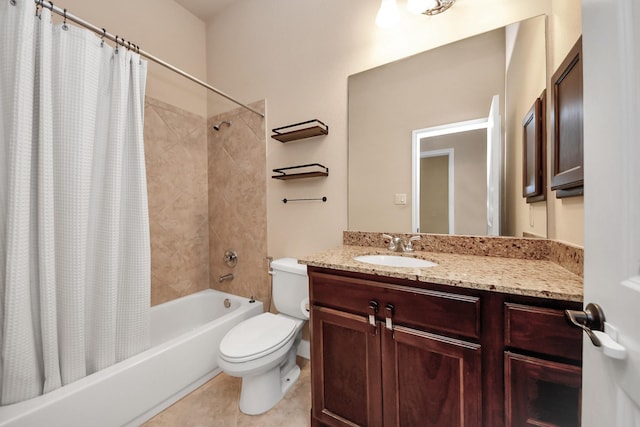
[411,114,498,236]
[348,15,547,237]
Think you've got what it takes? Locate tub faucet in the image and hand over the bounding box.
[219,273,234,283]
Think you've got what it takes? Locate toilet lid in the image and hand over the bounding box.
[219,313,298,363]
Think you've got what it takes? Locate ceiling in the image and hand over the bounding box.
[174,0,235,21]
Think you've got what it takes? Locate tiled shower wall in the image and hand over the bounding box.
[143,97,267,307]
[144,97,210,306]
[207,101,269,305]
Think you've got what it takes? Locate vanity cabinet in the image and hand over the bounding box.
[308,267,583,427]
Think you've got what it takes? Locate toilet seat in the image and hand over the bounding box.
[219,313,298,363]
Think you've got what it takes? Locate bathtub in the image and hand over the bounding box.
[0,289,263,427]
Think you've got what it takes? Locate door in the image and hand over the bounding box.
[310,306,383,427]
[582,0,640,424]
[486,94,501,236]
[381,326,482,427]
[420,150,453,234]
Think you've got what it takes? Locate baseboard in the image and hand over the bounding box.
[297,339,310,360]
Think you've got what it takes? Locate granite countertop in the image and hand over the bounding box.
[299,245,584,302]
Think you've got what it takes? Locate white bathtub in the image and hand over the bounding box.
[0,289,263,427]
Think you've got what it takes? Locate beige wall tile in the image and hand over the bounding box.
[144,97,209,306]
[208,101,269,306]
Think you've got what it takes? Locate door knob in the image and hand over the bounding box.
[564,303,605,347]
[565,303,627,360]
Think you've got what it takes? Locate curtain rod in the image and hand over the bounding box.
[33,0,265,118]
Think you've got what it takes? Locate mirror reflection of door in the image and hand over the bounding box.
[420,150,453,234]
[415,128,488,235]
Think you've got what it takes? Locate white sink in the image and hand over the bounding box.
[353,255,438,268]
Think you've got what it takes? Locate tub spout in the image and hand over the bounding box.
[219,273,234,283]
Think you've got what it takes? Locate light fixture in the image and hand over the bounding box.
[406,0,438,14]
[376,0,400,28]
[417,0,456,16]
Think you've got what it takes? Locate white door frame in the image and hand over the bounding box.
[411,118,488,234]
[419,148,455,234]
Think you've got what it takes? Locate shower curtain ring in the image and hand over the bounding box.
[62,8,68,30]
[115,35,119,54]
[100,28,106,47]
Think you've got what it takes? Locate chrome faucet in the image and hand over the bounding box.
[383,234,405,252]
[382,234,421,252]
[404,235,421,252]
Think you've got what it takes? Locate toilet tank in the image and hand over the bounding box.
[271,258,309,319]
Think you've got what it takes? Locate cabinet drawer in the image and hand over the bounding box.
[310,271,481,339]
[505,303,582,361]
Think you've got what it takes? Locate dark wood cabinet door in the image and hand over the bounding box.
[551,36,584,197]
[311,306,383,427]
[381,326,482,427]
[505,352,582,427]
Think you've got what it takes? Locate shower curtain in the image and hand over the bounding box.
[0,0,150,405]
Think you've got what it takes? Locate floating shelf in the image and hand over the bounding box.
[271,119,328,143]
[272,163,329,180]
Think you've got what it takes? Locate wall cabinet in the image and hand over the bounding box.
[309,267,583,427]
[522,91,546,203]
[550,37,584,198]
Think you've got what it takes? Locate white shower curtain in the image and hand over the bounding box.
[0,0,150,405]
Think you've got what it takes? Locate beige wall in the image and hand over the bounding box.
[547,0,584,245]
[56,0,583,291]
[206,0,556,259]
[58,0,207,117]
[505,16,548,238]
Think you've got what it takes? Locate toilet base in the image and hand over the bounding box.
[238,364,301,415]
[281,364,301,397]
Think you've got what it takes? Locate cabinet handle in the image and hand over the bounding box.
[368,300,379,335]
[385,303,394,332]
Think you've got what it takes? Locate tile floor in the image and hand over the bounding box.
[143,358,311,427]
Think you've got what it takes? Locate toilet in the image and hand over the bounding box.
[217,257,309,415]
